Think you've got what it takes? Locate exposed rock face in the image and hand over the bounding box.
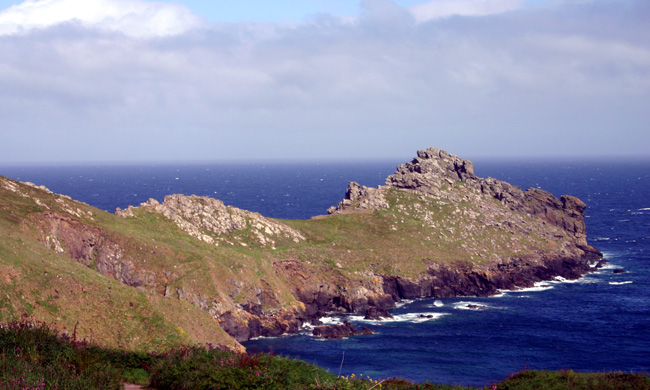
[386,148,477,191]
[381,255,592,301]
[118,195,305,248]
[328,182,389,214]
[35,212,158,288]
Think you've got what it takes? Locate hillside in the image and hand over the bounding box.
[0,147,602,349]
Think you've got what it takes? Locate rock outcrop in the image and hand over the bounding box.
[364,307,393,320]
[118,195,305,248]
[327,182,389,214]
[384,148,596,254]
[35,212,160,289]
[312,321,375,339]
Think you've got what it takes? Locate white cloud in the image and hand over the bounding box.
[0,0,203,37]
[361,0,414,24]
[409,0,522,22]
[0,0,648,162]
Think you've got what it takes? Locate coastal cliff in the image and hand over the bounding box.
[0,148,602,349]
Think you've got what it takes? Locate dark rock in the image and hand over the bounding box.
[360,326,375,335]
[312,321,374,340]
[613,269,627,274]
[595,259,610,268]
[364,307,393,320]
[218,311,251,342]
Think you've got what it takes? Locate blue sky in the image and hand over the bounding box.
[0,1,386,22]
[0,0,648,163]
[0,0,536,23]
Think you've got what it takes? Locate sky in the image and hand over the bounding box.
[0,0,648,163]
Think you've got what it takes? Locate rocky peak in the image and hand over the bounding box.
[385,147,478,194]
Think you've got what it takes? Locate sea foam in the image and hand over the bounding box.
[453,301,490,310]
[349,312,449,324]
[511,281,555,293]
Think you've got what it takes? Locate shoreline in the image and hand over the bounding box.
[247,257,607,343]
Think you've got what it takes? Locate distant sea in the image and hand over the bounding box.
[2,158,649,387]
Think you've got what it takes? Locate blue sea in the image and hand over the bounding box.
[2,158,649,387]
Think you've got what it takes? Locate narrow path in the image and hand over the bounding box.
[123,383,145,390]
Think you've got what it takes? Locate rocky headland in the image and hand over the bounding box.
[0,147,602,350]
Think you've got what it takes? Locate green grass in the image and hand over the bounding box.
[2,321,648,390]
[496,370,650,390]
[0,320,123,389]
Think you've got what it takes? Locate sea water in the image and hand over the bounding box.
[2,158,649,386]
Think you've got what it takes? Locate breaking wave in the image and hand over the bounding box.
[349,312,450,324]
[453,301,491,310]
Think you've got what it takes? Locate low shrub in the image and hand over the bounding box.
[495,369,650,390]
[148,346,340,389]
[0,320,122,390]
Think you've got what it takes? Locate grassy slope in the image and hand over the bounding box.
[280,187,563,278]
[0,178,240,351]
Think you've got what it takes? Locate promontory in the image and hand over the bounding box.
[0,147,602,350]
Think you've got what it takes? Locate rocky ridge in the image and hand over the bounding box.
[117,195,305,249]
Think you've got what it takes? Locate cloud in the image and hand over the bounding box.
[0,0,649,163]
[408,0,523,23]
[0,0,203,37]
[361,0,414,24]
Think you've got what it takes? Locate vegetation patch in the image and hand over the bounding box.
[1,321,648,390]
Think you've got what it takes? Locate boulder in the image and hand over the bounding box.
[312,321,375,340]
[364,307,393,320]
